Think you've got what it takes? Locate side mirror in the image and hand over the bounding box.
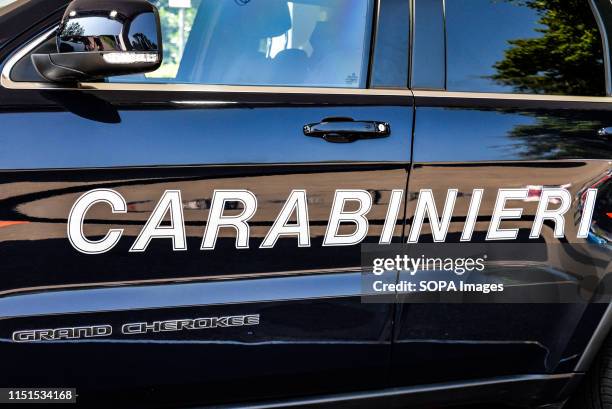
[32,0,162,83]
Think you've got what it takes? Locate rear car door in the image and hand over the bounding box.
[0,0,412,406]
[391,0,612,403]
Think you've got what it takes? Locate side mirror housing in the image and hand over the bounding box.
[32,0,162,83]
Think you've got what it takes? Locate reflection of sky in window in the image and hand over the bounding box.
[447,0,542,92]
[0,0,17,9]
[65,16,123,36]
[0,106,412,168]
[129,13,158,49]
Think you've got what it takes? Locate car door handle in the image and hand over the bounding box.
[598,127,612,137]
[303,117,390,143]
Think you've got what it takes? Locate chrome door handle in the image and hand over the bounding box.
[597,127,612,137]
[304,117,390,143]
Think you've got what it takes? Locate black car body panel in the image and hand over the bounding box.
[393,94,612,384]
[0,0,610,407]
[0,90,413,403]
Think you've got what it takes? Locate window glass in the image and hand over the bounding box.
[110,0,373,88]
[411,0,445,89]
[0,0,18,9]
[370,0,410,88]
[446,0,606,96]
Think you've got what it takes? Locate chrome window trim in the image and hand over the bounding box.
[0,25,408,97]
[412,90,612,103]
[3,26,612,102]
[1,25,58,90]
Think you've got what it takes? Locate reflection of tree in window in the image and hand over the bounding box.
[148,0,200,78]
[492,0,606,96]
[504,110,611,159]
[61,21,101,52]
[131,32,156,50]
[63,21,85,37]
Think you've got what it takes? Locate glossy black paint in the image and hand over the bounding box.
[58,0,161,52]
[413,105,612,162]
[0,0,611,408]
[0,5,413,399]
[0,67,414,405]
[0,164,410,293]
[0,97,412,168]
[395,0,612,396]
[1,297,393,407]
[31,0,163,82]
[394,94,612,389]
[0,0,67,49]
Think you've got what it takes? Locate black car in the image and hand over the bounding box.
[0,0,611,407]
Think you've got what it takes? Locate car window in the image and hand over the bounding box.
[109,0,373,88]
[446,0,607,96]
[0,0,17,9]
[411,0,444,89]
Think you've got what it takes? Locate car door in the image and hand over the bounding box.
[390,0,612,398]
[0,0,412,407]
